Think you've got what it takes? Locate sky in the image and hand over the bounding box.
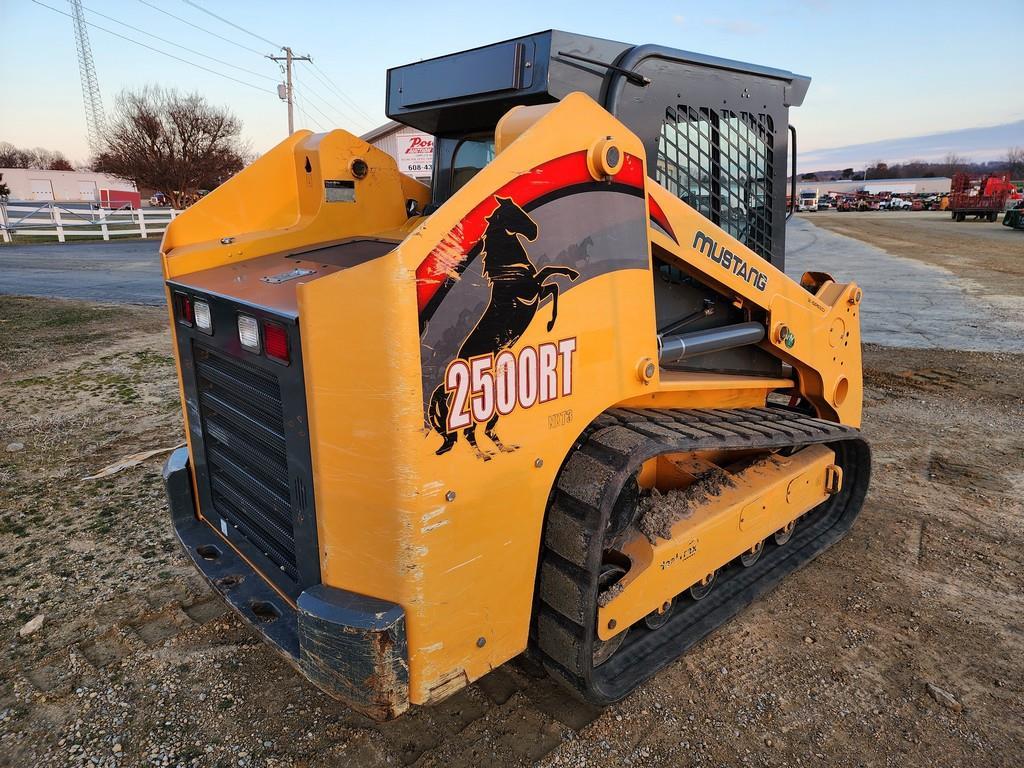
[2,0,1022,169]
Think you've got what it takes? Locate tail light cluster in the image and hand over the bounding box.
[174,291,290,365]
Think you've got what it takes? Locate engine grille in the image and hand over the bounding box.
[194,344,298,581]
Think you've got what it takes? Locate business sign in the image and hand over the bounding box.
[396,133,434,177]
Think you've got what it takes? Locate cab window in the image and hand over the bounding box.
[451,137,495,195]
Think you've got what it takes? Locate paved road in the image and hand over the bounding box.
[0,239,163,304]
[3,222,1023,352]
[785,217,1024,352]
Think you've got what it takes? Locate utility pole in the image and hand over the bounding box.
[268,47,311,135]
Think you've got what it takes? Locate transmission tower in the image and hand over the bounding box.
[69,0,106,154]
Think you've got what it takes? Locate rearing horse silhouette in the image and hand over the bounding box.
[428,196,580,459]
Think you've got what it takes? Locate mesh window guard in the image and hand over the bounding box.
[657,105,775,261]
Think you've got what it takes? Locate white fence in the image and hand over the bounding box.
[0,201,180,243]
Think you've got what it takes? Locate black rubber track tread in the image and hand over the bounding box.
[531,406,871,706]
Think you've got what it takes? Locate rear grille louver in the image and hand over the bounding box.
[194,344,299,581]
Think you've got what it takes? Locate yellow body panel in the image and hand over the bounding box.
[161,91,864,707]
[596,444,837,640]
[162,130,429,281]
[297,94,661,701]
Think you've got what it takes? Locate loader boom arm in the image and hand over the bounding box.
[648,184,863,426]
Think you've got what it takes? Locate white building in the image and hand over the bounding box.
[361,121,433,184]
[0,168,139,205]
[794,177,951,197]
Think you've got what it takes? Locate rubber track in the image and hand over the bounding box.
[533,406,871,706]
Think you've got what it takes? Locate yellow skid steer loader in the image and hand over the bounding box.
[161,31,870,719]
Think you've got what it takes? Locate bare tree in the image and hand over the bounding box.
[0,143,31,167]
[864,160,888,180]
[94,86,248,209]
[0,142,74,170]
[1007,147,1024,179]
[941,152,967,177]
[900,159,929,179]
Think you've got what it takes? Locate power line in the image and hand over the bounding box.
[292,70,326,132]
[294,82,335,131]
[308,62,375,123]
[133,0,266,57]
[81,2,277,82]
[31,0,276,95]
[296,79,355,127]
[180,0,281,50]
[292,81,325,132]
[161,0,377,129]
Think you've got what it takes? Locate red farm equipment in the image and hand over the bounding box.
[948,172,1013,222]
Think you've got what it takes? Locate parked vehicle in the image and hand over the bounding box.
[158,30,870,718]
[798,189,819,212]
[1003,201,1024,230]
[948,172,1013,222]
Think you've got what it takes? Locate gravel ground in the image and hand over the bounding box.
[786,214,1024,351]
[803,210,1024,298]
[1,214,1022,766]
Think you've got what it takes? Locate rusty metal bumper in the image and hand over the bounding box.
[162,447,410,720]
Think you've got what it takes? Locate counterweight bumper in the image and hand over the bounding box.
[162,447,410,720]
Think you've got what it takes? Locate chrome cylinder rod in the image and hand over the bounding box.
[658,321,766,365]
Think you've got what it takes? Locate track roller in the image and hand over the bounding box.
[774,520,796,546]
[643,599,674,630]
[689,571,717,600]
[740,540,765,567]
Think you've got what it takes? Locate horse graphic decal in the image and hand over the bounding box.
[427,196,580,459]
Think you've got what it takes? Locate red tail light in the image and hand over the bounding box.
[174,292,194,326]
[263,321,289,364]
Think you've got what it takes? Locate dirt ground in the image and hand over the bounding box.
[805,210,1024,297]
[1,219,1023,767]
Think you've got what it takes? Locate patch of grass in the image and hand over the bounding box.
[0,518,29,537]
[0,301,117,331]
[130,349,173,370]
[11,375,53,387]
[0,296,167,378]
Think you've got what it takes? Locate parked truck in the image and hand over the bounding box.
[798,189,819,211]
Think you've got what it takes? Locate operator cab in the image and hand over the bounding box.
[387,31,809,376]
